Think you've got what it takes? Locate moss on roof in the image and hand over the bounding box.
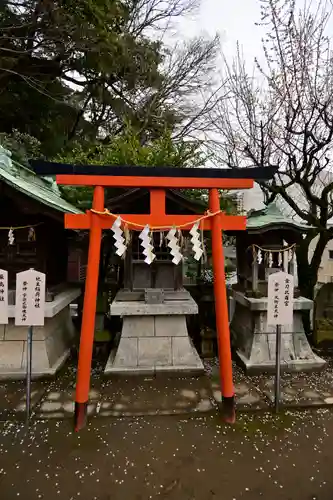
[247,202,310,232]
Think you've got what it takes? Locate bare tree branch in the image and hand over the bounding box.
[212,0,333,302]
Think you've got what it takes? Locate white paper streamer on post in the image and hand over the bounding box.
[139,225,155,265]
[278,252,283,267]
[111,216,127,257]
[288,248,294,261]
[257,248,263,264]
[8,228,14,246]
[166,228,183,265]
[190,222,203,261]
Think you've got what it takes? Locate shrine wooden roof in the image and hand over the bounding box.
[246,202,311,234]
[106,188,207,214]
[0,146,82,216]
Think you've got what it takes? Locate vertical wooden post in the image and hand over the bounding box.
[209,188,235,423]
[252,259,258,292]
[150,189,166,216]
[74,186,104,431]
[289,253,295,278]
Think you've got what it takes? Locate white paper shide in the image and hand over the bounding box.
[267,271,294,327]
[15,269,46,326]
[111,216,127,257]
[0,269,8,324]
[166,228,182,265]
[190,222,203,261]
[139,225,156,265]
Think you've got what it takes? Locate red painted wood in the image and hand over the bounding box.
[66,177,249,431]
[56,174,253,190]
[150,189,166,216]
[74,186,104,430]
[209,188,235,422]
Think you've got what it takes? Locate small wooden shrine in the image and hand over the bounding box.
[104,189,206,377]
[229,203,326,373]
[104,188,207,291]
[234,203,302,296]
[0,146,81,378]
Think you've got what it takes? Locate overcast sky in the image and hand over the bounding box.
[172,0,333,70]
[178,0,263,63]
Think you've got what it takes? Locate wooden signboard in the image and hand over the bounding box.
[15,269,46,326]
[267,271,294,327]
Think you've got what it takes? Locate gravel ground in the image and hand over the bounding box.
[1,409,333,500]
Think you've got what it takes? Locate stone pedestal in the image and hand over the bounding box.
[105,290,204,375]
[230,290,326,374]
[0,288,81,379]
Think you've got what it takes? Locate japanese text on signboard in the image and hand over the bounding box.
[273,280,279,320]
[21,280,28,323]
[267,271,294,327]
[34,275,41,309]
[284,277,291,308]
[0,273,5,303]
[15,269,46,327]
[0,269,8,324]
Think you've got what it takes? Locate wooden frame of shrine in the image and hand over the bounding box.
[31,161,277,431]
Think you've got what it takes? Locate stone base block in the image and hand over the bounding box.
[110,289,198,316]
[0,307,75,380]
[237,350,326,375]
[230,291,326,374]
[105,315,204,375]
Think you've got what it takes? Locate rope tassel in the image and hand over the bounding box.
[28,227,36,241]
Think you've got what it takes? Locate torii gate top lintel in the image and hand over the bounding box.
[29,161,276,188]
[29,160,277,232]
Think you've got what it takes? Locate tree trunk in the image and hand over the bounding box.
[296,241,314,339]
[296,234,328,341]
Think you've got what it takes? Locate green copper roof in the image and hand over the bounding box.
[247,202,310,232]
[0,146,82,215]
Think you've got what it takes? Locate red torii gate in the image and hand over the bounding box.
[30,161,276,431]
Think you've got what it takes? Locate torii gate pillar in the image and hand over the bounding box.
[74,186,104,430]
[210,188,234,420]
